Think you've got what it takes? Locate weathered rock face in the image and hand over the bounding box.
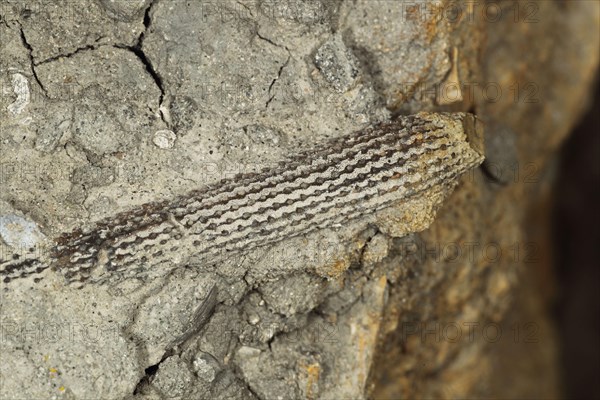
[0,1,597,399]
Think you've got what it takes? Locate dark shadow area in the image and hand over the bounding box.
[554,83,600,399]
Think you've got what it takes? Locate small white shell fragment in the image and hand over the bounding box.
[0,214,46,249]
[7,73,30,116]
[248,314,260,325]
[153,129,176,149]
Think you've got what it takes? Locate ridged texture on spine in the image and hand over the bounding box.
[0,112,484,285]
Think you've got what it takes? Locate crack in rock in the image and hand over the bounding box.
[17,24,47,95]
[115,0,168,126]
[255,31,291,109]
[34,41,103,66]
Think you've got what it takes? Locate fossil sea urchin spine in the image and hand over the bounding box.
[0,112,484,285]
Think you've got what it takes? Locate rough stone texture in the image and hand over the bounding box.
[0,1,598,399]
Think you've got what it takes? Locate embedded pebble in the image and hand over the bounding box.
[314,33,361,93]
[361,233,390,267]
[153,130,177,149]
[151,356,194,397]
[193,354,218,383]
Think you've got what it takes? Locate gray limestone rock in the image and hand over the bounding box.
[0,0,597,399]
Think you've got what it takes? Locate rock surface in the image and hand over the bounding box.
[1,0,598,399]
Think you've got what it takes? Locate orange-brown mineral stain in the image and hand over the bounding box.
[305,362,321,400]
[321,256,350,279]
